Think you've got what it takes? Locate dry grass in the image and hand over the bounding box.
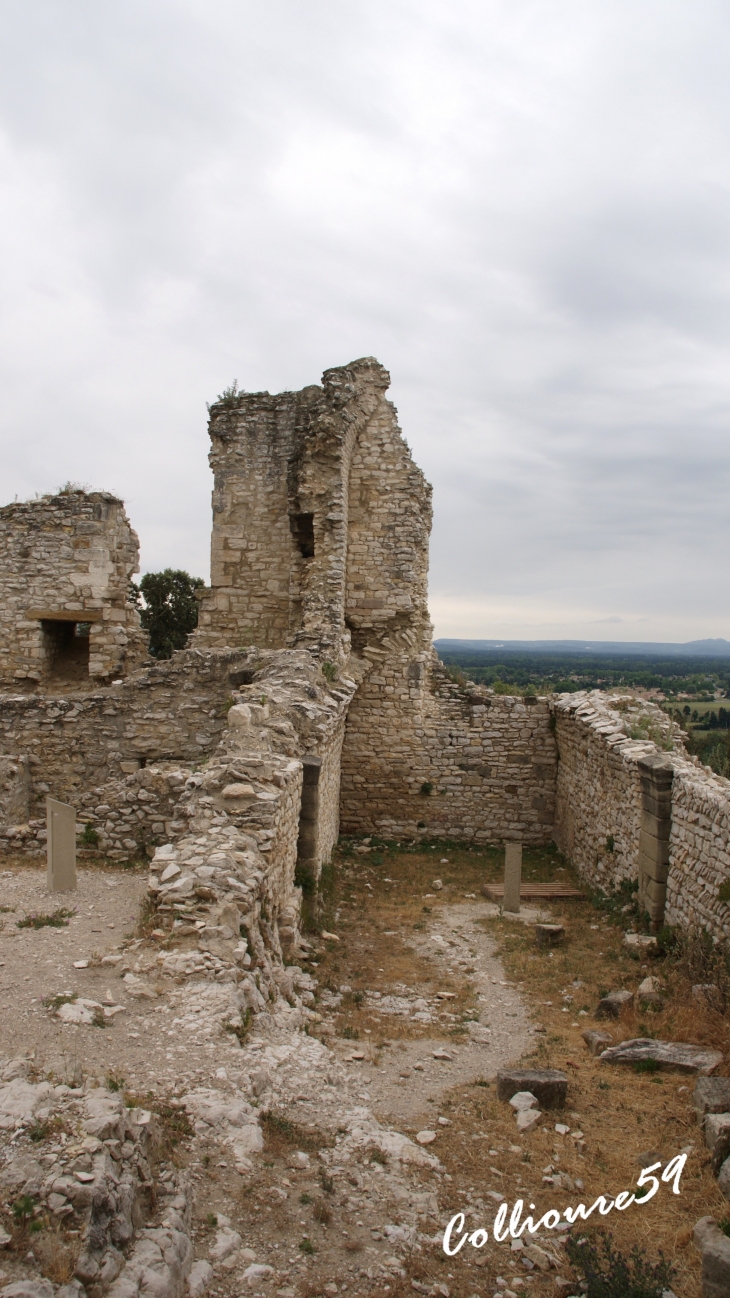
[32,1227,81,1285]
[306,838,721,1297]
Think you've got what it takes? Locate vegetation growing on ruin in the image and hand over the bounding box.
[130,568,204,658]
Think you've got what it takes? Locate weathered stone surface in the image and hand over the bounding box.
[599,1038,722,1075]
[718,1156,730,1201]
[704,1113,730,1156]
[509,1091,539,1112]
[503,842,522,913]
[187,1261,214,1298]
[515,1108,541,1133]
[623,933,659,955]
[638,976,664,1007]
[695,1077,730,1120]
[595,989,634,1019]
[700,1226,730,1298]
[534,923,565,946]
[496,1069,567,1109]
[0,1283,54,1298]
[0,489,146,687]
[582,1028,613,1055]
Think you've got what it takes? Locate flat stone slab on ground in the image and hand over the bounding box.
[599,1038,723,1075]
[496,1068,567,1109]
[695,1077,730,1120]
[623,932,658,955]
[582,1029,613,1056]
[595,989,634,1019]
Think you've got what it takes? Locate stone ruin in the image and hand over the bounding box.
[0,489,146,690]
[1,355,730,986]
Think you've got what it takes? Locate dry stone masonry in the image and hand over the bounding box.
[1,356,730,978]
[0,491,146,689]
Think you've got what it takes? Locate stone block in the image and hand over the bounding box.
[582,1028,613,1055]
[694,1077,730,1120]
[534,923,565,947]
[46,797,77,892]
[718,1156,730,1201]
[496,1068,567,1109]
[503,842,522,914]
[639,828,670,867]
[705,1113,730,1156]
[701,1227,730,1298]
[599,1038,723,1075]
[595,989,633,1019]
[623,932,658,955]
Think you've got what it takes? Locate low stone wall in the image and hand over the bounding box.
[551,691,730,939]
[340,655,557,843]
[551,693,650,891]
[666,755,730,942]
[0,649,248,820]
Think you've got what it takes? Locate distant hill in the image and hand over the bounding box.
[433,638,730,659]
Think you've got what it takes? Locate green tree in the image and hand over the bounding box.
[131,569,204,659]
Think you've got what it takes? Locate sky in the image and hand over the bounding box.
[1,0,729,643]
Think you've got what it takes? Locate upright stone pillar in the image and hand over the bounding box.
[637,755,673,932]
[46,797,77,892]
[296,757,322,890]
[503,841,522,913]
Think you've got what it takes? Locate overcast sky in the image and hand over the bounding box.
[1,1,729,642]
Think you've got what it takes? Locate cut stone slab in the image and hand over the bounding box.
[582,1028,613,1056]
[718,1156,730,1201]
[509,1091,539,1112]
[699,1224,730,1298]
[595,990,634,1019]
[599,1038,723,1075]
[534,923,565,947]
[704,1113,730,1155]
[497,1068,568,1109]
[637,976,664,1007]
[503,842,523,914]
[623,932,658,955]
[515,1108,541,1133]
[695,1077,730,1120]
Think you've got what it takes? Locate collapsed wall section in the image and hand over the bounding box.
[0,489,146,687]
[0,649,247,837]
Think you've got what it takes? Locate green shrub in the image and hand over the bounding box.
[130,569,204,659]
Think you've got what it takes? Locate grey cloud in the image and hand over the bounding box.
[1,0,729,640]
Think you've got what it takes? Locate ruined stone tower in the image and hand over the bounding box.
[192,357,433,664]
[0,490,147,688]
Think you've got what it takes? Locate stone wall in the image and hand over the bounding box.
[0,649,247,825]
[0,489,147,687]
[551,690,730,939]
[340,656,557,843]
[666,755,730,942]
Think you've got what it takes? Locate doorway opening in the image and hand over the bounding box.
[41,620,91,683]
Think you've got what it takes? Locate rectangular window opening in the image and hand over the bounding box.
[290,512,315,559]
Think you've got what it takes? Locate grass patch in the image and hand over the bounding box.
[17,908,74,929]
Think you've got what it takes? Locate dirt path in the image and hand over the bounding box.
[0,842,718,1298]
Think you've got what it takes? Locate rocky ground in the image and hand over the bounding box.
[0,843,726,1298]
